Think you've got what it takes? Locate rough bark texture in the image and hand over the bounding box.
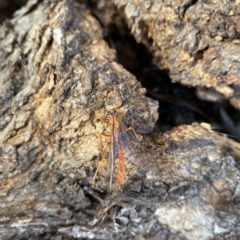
[96,0,240,109]
[0,0,240,239]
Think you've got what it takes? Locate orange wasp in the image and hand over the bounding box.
[92,111,139,189]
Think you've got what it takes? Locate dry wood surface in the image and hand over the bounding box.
[0,0,240,239]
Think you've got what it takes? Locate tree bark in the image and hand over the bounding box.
[0,0,240,239]
[96,0,240,109]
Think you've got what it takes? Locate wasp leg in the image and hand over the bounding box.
[92,141,110,186]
